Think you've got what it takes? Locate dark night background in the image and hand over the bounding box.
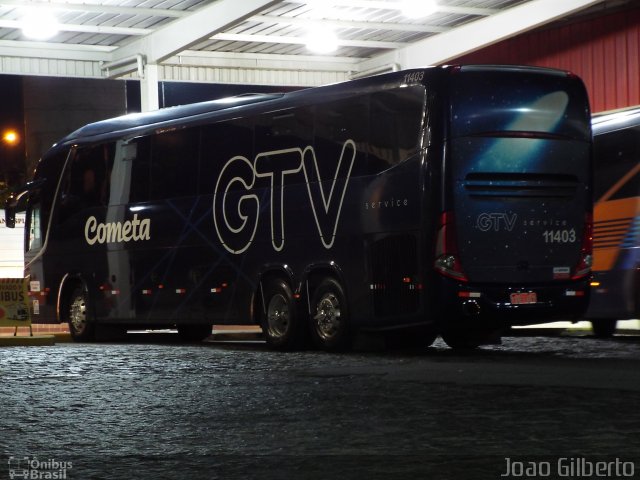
[0,75,25,191]
[0,74,298,200]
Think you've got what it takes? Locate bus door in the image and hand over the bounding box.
[124,129,205,324]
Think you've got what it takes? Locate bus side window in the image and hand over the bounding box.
[200,119,253,195]
[594,126,640,202]
[315,96,368,180]
[254,107,313,180]
[255,107,313,152]
[58,143,114,222]
[27,150,68,251]
[27,200,42,252]
[369,86,426,173]
[129,137,151,203]
[150,128,200,200]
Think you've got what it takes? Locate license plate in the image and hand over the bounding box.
[510,292,537,305]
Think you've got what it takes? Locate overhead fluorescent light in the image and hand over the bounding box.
[305,27,338,54]
[401,0,438,19]
[21,9,60,40]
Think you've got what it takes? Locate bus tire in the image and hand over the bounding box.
[66,286,96,342]
[309,278,350,351]
[261,279,302,350]
[591,319,617,338]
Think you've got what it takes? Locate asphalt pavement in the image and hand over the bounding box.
[1,332,639,480]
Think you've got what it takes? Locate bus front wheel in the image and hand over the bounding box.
[261,279,303,350]
[66,286,95,342]
[309,278,350,351]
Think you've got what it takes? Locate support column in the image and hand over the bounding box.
[140,63,160,112]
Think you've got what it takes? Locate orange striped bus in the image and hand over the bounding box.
[587,107,640,336]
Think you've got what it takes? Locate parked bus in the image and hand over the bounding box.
[5,65,593,350]
[586,107,640,337]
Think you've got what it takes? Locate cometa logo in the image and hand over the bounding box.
[84,214,151,245]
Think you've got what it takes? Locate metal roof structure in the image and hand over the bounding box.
[0,0,625,109]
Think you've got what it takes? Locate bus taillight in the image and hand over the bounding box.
[434,211,468,282]
[572,213,593,280]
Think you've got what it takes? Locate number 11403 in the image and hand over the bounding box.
[543,229,577,244]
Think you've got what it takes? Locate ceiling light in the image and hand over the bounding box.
[305,27,338,54]
[21,9,60,40]
[401,0,438,19]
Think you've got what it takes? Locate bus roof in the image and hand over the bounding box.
[62,92,286,142]
[56,64,580,146]
[57,67,449,145]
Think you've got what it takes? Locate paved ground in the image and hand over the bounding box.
[1,332,639,480]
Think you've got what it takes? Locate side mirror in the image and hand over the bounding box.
[4,196,16,229]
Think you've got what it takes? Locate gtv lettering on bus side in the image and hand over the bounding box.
[213,140,356,254]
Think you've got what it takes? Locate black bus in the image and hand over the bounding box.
[6,65,593,350]
[586,107,640,337]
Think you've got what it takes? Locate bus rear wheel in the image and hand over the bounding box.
[309,278,350,351]
[66,286,95,342]
[261,279,303,350]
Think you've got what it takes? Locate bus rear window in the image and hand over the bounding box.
[449,68,591,141]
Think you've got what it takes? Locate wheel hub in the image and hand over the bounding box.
[70,295,87,333]
[314,293,341,340]
[267,294,289,338]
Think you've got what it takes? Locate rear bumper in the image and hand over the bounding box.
[438,276,591,328]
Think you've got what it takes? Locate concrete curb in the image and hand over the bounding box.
[52,333,74,343]
[208,330,264,342]
[0,334,56,346]
[509,327,639,337]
